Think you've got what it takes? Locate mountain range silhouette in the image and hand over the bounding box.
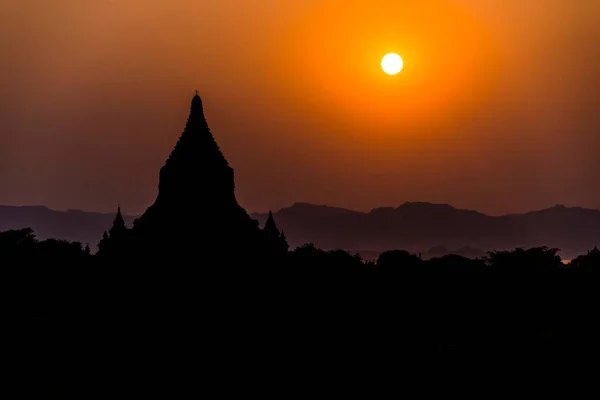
[1,202,598,260]
[252,202,599,259]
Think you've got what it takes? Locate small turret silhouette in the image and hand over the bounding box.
[262,210,289,255]
[109,205,127,239]
[279,229,289,252]
[97,230,109,256]
[263,210,280,237]
[97,206,130,258]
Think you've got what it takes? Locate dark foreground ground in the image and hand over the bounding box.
[8,254,600,396]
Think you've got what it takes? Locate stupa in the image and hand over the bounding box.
[131,92,263,259]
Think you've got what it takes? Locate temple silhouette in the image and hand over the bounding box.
[97,92,288,261]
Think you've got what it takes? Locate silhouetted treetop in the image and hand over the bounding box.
[377,249,422,270]
[570,246,600,271]
[486,246,563,271]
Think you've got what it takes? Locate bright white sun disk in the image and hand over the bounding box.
[381,53,404,75]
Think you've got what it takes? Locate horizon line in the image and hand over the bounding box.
[1,201,598,218]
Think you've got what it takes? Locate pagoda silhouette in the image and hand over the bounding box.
[98,92,287,262]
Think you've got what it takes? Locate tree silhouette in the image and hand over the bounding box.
[486,247,563,272]
[570,246,600,271]
[377,249,422,270]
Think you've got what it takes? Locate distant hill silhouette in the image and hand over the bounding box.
[2,202,598,258]
[252,202,600,260]
[2,202,599,258]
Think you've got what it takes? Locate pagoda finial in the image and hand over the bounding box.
[113,204,124,225]
[110,204,127,238]
[191,90,203,112]
[263,209,279,236]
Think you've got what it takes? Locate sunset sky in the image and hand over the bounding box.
[1,0,599,215]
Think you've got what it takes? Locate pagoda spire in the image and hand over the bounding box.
[263,210,280,237]
[131,92,264,259]
[115,204,124,225]
[191,90,203,113]
[109,204,127,238]
[262,210,289,254]
[157,91,231,195]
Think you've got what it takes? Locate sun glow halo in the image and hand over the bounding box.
[276,0,499,135]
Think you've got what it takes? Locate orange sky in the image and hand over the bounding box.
[1,0,599,215]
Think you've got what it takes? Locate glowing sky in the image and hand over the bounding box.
[0,0,599,215]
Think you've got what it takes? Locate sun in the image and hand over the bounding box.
[381,52,404,75]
